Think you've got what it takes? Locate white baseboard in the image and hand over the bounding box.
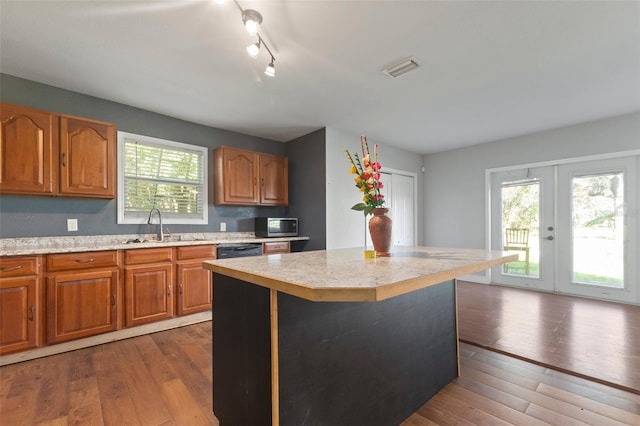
[0,311,212,366]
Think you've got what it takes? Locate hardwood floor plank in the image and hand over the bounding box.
[462,356,540,390]
[463,365,635,425]
[444,381,549,425]
[93,345,141,426]
[150,328,214,422]
[536,382,640,425]
[33,354,71,424]
[67,376,104,426]
[525,402,591,426]
[1,393,38,425]
[416,397,477,426]
[161,378,217,426]
[36,416,69,426]
[111,338,174,425]
[399,412,440,425]
[428,390,514,425]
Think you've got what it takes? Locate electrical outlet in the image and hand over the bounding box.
[67,218,78,232]
[220,222,227,232]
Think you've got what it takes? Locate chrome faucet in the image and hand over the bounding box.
[147,208,164,241]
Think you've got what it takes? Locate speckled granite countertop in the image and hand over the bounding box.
[203,246,517,302]
[0,233,309,256]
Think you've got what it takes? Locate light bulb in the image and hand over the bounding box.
[246,42,260,58]
[264,62,275,77]
[242,10,262,36]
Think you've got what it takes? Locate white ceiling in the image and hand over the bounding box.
[1,0,639,154]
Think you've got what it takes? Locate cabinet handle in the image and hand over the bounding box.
[167,284,172,296]
[0,265,24,272]
[75,258,95,263]
[254,177,257,186]
[61,152,66,167]
[28,305,35,321]
[261,177,264,187]
[178,283,183,295]
[111,294,116,308]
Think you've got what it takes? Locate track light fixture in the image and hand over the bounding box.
[246,38,261,58]
[234,0,277,77]
[241,9,262,36]
[264,58,275,77]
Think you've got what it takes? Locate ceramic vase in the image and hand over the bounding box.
[369,207,392,256]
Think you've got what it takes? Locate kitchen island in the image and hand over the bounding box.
[203,246,516,426]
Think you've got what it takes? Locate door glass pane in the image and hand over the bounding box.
[502,179,540,278]
[571,172,624,288]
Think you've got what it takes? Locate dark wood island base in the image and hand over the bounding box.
[213,274,458,426]
[204,247,516,425]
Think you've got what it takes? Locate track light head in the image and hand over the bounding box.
[242,9,262,36]
[264,59,275,77]
[246,39,261,58]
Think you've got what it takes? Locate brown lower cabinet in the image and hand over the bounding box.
[0,255,43,354]
[175,245,216,316]
[124,247,174,327]
[0,243,216,355]
[46,251,120,344]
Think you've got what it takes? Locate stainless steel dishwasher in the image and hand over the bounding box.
[216,243,263,259]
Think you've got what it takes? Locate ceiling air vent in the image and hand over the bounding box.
[383,57,420,79]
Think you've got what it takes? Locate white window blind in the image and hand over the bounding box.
[117,132,208,224]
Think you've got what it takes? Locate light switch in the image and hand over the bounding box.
[220,222,226,232]
[67,218,78,232]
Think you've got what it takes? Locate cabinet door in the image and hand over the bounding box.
[176,261,212,316]
[125,264,174,327]
[214,146,260,205]
[0,103,56,195]
[59,115,115,198]
[47,269,119,344]
[260,153,288,205]
[0,276,39,354]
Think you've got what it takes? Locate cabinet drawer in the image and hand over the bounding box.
[177,245,216,260]
[47,251,118,272]
[263,241,290,254]
[0,256,40,277]
[125,247,173,265]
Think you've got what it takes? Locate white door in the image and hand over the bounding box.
[556,157,637,303]
[389,173,416,246]
[491,156,638,303]
[369,171,416,248]
[491,166,555,292]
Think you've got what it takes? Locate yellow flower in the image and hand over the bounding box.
[355,176,362,184]
[350,165,357,174]
[360,186,365,192]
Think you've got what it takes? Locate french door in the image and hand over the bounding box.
[491,156,638,304]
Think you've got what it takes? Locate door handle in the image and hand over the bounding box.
[546,236,554,240]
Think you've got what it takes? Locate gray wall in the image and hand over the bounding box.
[0,73,288,238]
[423,112,640,249]
[285,128,327,251]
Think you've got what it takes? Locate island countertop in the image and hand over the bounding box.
[203,246,517,302]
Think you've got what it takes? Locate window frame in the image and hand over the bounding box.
[117,131,208,225]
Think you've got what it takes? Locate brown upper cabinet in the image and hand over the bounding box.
[214,146,288,206]
[0,103,116,198]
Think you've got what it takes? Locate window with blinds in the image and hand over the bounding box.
[117,132,208,224]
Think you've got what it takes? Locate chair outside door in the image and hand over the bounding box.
[504,228,530,275]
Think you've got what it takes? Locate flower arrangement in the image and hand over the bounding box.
[344,135,385,215]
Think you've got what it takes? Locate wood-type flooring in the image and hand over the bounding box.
[2,320,639,425]
[457,281,640,394]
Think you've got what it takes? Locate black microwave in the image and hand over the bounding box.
[255,217,298,237]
